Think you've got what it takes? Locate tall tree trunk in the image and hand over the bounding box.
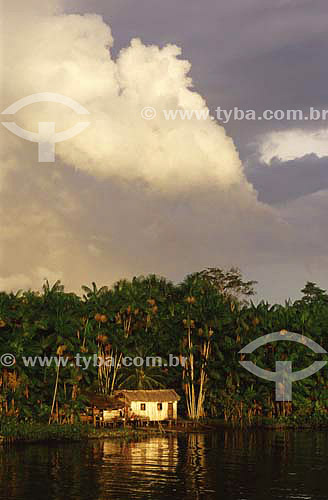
[49,363,60,424]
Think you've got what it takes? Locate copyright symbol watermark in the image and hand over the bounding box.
[141,106,157,120]
[0,353,16,367]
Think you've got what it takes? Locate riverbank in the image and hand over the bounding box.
[0,420,152,444]
[2,415,328,444]
[206,415,328,430]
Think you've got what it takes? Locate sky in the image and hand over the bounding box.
[1,0,328,303]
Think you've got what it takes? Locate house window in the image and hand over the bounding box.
[157,403,162,411]
[140,403,146,411]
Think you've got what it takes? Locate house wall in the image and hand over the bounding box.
[130,401,177,421]
[103,409,123,421]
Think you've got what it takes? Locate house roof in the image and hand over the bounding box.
[84,392,125,410]
[115,389,181,403]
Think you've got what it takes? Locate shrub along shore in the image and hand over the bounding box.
[0,420,148,444]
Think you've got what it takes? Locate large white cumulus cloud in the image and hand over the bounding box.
[2,6,249,192]
[0,0,295,300]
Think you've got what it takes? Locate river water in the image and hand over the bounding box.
[0,430,328,499]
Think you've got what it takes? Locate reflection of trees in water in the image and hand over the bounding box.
[2,432,328,500]
[220,428,296,463]
[216,429,328,498]
[183,433,207,499]
[0,443,102,500]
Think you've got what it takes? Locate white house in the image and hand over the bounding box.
[115,389,180,422]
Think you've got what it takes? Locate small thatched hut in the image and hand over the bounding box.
[81,392,125,425]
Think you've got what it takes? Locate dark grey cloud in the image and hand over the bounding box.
[248,154,328,204]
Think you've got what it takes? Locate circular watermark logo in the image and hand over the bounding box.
[0,353,16,367]
[239,331,327,401]
[1,93,90,162]
[141,106,157,120]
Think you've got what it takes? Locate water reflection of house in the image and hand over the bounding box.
[102,436,178,472]
[81,389,180,425]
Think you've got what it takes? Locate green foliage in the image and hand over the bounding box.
[1,274,328,427]
[0,417,91,441]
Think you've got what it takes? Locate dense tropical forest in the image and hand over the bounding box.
[1,268,328,427]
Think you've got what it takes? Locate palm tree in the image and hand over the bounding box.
[117,348,166,389]
[81,282,109,301]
